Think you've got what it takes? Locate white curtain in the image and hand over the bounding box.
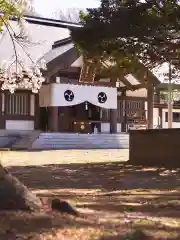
[39,83,117,109]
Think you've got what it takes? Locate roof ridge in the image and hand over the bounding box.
[52,37,72,48]
[24,15,82,29]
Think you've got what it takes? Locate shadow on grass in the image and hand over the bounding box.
[7,162,180,191]
[99,232,180,240]
[0,211,111,239]
[4,161,180,239]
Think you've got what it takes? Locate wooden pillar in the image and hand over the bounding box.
[109,77,118,133]
[34,94,40,130]
[158,107,163,128]
[49,107,58,132]
[110,109,117,133]
[156,90,162,128]
[0,91,4,129]
[121,90,127,132]
[147,86,154,129]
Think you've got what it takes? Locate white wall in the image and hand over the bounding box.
[117,123,122,133]
[162,109,180,128]
[126,88,147,97]
[101,123,110,133]
[145,102,160,128]
[153,108,159,127]
[6,120,34,130]
[145,102,180,128]
[101,123,122,133]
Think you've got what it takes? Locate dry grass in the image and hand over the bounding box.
[0,150,180,239]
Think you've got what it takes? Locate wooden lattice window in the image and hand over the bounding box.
[6,93,30,115]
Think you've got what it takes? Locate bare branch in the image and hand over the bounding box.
[57,8,82,23]
[0,16,18,73]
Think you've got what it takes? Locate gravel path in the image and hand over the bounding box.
[1,149,129,167]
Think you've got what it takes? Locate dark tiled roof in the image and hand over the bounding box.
[0,17,73,66]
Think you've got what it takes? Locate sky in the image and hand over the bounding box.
[34,0,100,18]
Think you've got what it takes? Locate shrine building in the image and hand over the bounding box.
[0,15,180,133]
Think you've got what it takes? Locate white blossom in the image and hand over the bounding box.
[0,58,46,93]
[0,1,47,93]
[7,0,33,13]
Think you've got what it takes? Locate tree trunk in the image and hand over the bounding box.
[0,164,42,211]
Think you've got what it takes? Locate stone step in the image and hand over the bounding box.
[36,146,129,148]
[35,142,129,145]
[32,133,129,150]
[36,143,129,147]
[0,136,21,148]
[40,135,129,138]
[11,131,41,150]
[38,139,129,142]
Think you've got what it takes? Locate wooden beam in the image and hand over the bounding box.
[118,95,147,100]
[156,83,180,90]
[119,77,134,90]
[117,84,145,92]
[131,61,160,85]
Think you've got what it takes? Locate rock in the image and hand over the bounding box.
[0,165,42,211]
[51,198,79,216]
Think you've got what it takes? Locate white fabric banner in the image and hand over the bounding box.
[39,83,117,109]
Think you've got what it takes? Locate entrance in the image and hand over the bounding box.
[71,102,101,133]
[55,102,99,133]
[39,107,49,131]
[44,103,101,133]
[86,102,101,133]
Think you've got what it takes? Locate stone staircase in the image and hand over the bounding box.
[0,130,41,150]
[32,133,129,150]
[0,134,21,149]
[11,131,41,150]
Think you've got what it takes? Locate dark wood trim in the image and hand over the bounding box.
[27,94,31,116]
[4,91,31,116]
[118,96,147,101]
[49,107,58,132]
[156,83,180,90]
[147,86,154,129]
[158,107,163,128]
[34,94,40,130]
[58,68,111,82]
[3,115,35,120]
[58,71,147,90]
[154,103,180,109]
[0,91,4,129]
[52,71,115,87]
[2,90,32,94]
[121,91,127,132]
[60,78,114,87]
[0,91,36,129]
[110,109,117,133]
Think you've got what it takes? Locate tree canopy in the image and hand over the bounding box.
[71,0,180,73]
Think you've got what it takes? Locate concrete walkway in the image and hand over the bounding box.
[0,149,129,167]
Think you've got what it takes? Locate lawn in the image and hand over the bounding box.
[0,149,180,239]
